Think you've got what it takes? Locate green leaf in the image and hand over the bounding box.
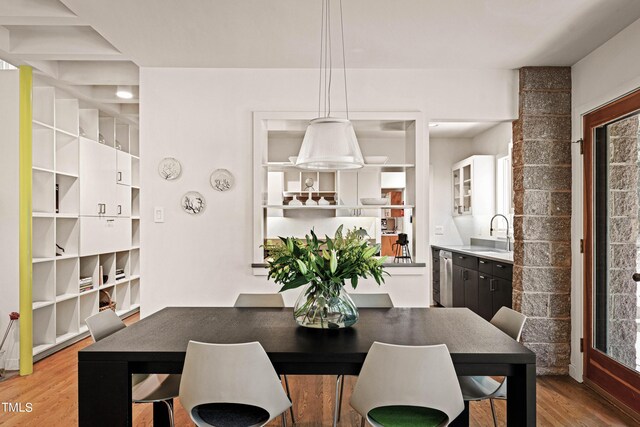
[330,250,337,274]
[286,237,294,253]
[296,259,308,275]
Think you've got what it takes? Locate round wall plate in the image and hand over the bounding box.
[158,157,182,180]
[210,169,234,192]
[181,191,206,215]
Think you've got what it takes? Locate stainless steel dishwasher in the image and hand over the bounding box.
[439,250,453,307]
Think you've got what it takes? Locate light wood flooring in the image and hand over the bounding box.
[0,313,637,426]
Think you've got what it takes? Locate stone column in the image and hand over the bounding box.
[512,67,572,375]
[606,116,638,369]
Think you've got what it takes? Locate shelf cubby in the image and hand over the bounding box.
[33,217,55,259]
[79,291,99,330]
[99,253,116,286]
[55,217,79,256]
[130,248,140,276]
[131,187,140,217]
[55,98,79,136]
[56,257,78,297]
[115,282,130,313]
[115,122,130,152]
[33,169,55,213]
[33,304,56,353]
[55,131,79,176]
[33,127,54,170]
[130,279,140,307]
[116,251,130,279]
[33,261,55,306]
[131,157,140,187]
[33,87,55,127]
[129,129,139,157]
[131,218,140,247]
[55,297,79,342]
[100,287,115,311]
[55,174,79,215]
[98,117,116,147]
[79,255,99,290]
[78,109,99,142]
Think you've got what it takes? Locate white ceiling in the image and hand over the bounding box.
[59,0,640,69]
[2,0,640,126]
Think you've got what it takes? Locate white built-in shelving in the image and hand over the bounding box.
[30,85,141,359]
[253,112,424,266]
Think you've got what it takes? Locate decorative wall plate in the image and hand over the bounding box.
[181,191,206,215]
[158,157,182,180]
[210,169,234,192]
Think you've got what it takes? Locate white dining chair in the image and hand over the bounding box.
[334,293,394,425]
[179,341,292,427]
[85,310,181,427]
[458,306,527,427]
[234,293,285,308]
[350,342,464,427]
[234,293,295,424]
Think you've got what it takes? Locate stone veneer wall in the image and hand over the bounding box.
[606,116,638,369]
[512,67,572,375]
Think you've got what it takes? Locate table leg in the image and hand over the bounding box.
[450,401,469,427]
[153,399,173,427]
[78,360,131,427]
[507,363,536,426]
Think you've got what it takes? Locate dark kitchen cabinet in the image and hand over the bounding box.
[433,246,513,319]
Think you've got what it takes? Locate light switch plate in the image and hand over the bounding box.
[435,225,444,235]
[154,207,164,223]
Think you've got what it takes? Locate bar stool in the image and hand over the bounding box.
[393,233,412,263]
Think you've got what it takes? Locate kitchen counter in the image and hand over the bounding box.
[431,244,514,264]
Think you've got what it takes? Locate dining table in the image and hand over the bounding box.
[78,307,536,426]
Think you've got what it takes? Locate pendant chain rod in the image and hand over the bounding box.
[339,0,349,120]
[317,0,324,118]
[326,0,332,117]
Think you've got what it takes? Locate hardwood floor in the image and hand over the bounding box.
[0,313,637,426]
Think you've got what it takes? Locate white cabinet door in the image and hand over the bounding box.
[116,151,131,186]
[80,217,131,255]
[115,185,131,217]
[80,217,107,255]
[111,218,131,251]
[80,139,116,216]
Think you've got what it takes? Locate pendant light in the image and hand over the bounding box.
[296,0,364,170]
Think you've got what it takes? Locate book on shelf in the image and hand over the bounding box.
[79,285,94,293]
[79,277,93,286]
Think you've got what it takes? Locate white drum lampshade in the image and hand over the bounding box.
[296,118,364,170]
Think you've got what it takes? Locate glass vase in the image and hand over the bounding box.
[293,283,359,329]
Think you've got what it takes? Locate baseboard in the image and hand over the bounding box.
[5,357,19,371]
[583,377,640,424]
[569,363,583,382]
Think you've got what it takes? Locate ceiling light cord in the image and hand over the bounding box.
[326,0,332,117]
[339,0,349,120]
[318,0,324,118]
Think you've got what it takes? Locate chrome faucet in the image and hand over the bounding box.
[490,214,511,252]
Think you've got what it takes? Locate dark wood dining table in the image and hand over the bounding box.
[78,307,536,426]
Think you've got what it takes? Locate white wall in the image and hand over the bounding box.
[140,68,518,315]
[0,70,21,370]
[429,122,512,246]
[570,17,640,382]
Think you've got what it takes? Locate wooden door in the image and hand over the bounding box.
[478,274,493,321]
[381,235,396,257]
[583,88,640,415]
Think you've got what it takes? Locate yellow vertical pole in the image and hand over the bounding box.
[19,66,33,375]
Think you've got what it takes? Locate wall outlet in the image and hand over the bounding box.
[154,207,164,223]
[435,225,444,235]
